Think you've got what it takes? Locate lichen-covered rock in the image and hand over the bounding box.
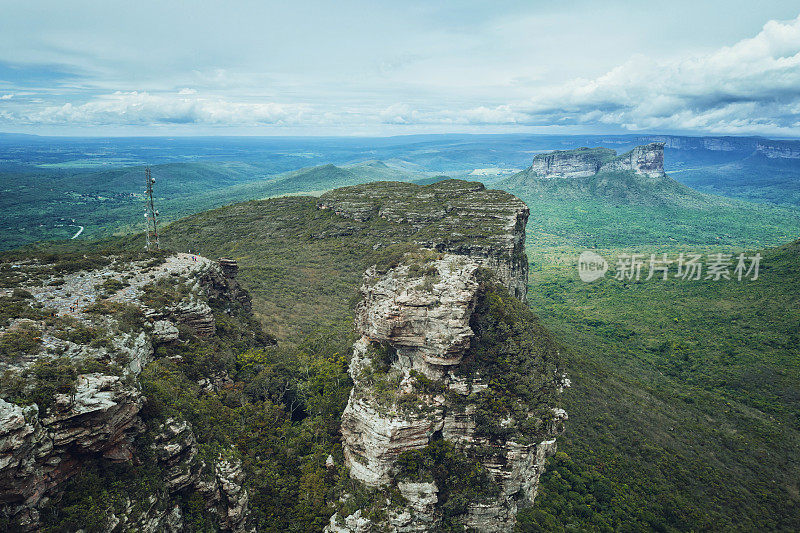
[0,374,143,531]
[152,319,180,344]
[212,456,252,532]
[318,179,529,301]
[172,297,216,336]
[151,417,202,492]
[330,252,567,532]
[342,395,443,487]
[0,252,258,531]
[326,509,373,533]
[355,255,480,374]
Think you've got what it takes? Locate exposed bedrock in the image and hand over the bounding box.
[318,179,530,301]
[528,142,666,179]
[329,253,567,532]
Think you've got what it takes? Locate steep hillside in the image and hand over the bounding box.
[159,179,529,341]
[520,238,800,531]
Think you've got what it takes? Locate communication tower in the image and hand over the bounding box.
[144,167,160,250]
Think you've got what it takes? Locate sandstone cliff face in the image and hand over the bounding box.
[329,252,566,532]
[527,143,666,179]
[0,254,255,531]
[599,142,666,178]
[318,179,530,301]
[756,142,800,159]
[0,375,143,530]
[529,147,616,178]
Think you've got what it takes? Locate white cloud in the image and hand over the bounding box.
[380,103,521,125]
[2,10,800,135]
[8,91,322,127]
[511,14,800,134]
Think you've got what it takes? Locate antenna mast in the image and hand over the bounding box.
[144,167,160,250]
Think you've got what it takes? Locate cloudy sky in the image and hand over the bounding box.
[1,0,800,136]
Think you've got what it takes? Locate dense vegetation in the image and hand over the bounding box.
[458,274,562,442]
[31,257,355,532]
[0,160,421,251]
[4,131,800,530]
[518,239,800,531]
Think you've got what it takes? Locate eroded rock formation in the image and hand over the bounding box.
[0,254,256,531]
[529,147,616,178]
[528,142,666,179]
[318,179,530,301]
[329,251,567,532]
[0,375,143,530]
[600,142,666,178]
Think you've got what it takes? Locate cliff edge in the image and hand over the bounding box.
[0,252,267,532]
[526,142,665,179]
[323,184,567,531]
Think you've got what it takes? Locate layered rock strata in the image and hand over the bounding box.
[0,375,143,530]
[318,179,530,301]
[0,254,255,531]
[528,142,666,179]
[329,253,566,532]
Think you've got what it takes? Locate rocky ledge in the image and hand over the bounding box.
[328,251,567,532]
[0,253,257,531]
[318,179,530,301]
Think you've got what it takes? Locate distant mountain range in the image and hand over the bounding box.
[2,133,799,250]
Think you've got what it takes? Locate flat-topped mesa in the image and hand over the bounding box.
[318,179,530,301]
[529,147,617,178]
[599,142,666,178]
[528,142,666,179]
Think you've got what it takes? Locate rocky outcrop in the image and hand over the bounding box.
[0,374,143,530]
[200,258,252,313]
[152,319,180,344]
[205,456,252,533]
[756,141,800,159]
[318,179,530,301]
[151,418,203,493]
[329,252,566,532]
[355,255,480,377]
[529,147,616,178]
[171,298,216,336]
[600,142,666,178]
[0,252,258,531]
[527,143,665,179]
[102,418,253,533]
[145,258,253,338]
